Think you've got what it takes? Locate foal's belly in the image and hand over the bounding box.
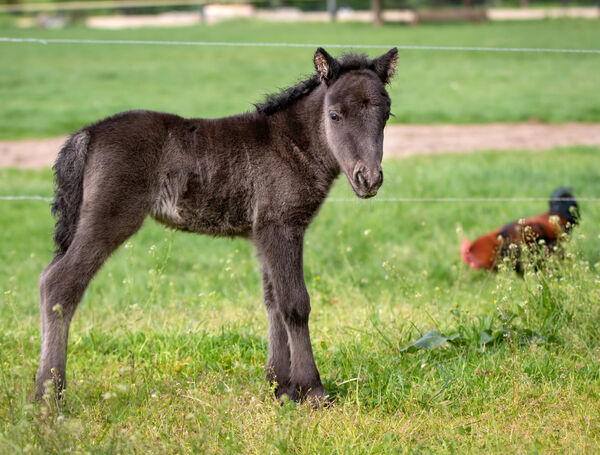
[176,190,253,237]
[150,172,253,237]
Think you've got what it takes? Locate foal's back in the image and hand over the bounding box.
[83,110,265,237]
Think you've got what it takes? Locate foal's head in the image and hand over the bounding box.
[314,47,398,198]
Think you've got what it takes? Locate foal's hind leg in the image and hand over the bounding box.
[35,199,148,399]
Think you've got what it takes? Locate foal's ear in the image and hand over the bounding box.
[314,48,339,84]
[372,48,399,84]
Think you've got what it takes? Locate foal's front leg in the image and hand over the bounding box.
[261,271,292,396]
[256,225,328,404]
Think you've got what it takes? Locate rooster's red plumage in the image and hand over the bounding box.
[461,188,579,271]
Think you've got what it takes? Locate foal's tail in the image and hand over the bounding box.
[51,130,90,256]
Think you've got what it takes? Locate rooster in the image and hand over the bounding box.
[461,188,579,271]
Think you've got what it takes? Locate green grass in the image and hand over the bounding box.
[1,19,600,139]
[0,147,599,453]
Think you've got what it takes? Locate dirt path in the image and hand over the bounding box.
[1,123,600,168]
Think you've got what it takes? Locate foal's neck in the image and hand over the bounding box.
[268,84,340,181]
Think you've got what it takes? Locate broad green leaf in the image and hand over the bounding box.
[400,330,459,353]
[478,330,495,346]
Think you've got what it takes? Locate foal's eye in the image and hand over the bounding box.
[329,112,340,122]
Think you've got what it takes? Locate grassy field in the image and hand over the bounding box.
[0,147,599,453]
[1,19,600,138]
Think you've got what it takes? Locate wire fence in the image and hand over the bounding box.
[2,37,600,54]
[1,35,599,204]
[327,197,598,203]
[0,196,53,202]
[1,196,598,203]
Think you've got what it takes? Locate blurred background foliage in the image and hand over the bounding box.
[1,0,598,13]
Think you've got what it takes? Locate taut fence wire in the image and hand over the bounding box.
[326,198,600,203]
[1,196,599,203]
[0,196,53,202]
[2,37,600,54]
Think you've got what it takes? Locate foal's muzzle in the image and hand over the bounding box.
[352,165,383,199]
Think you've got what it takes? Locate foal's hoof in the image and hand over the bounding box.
[275,384,331,408]
[34,376,64,403]
[304,386,332,409]
[275,384,299,403]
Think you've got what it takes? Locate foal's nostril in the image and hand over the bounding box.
[356,171,366,188]
[378,170,383,186]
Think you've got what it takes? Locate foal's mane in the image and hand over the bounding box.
[255,53,374,116]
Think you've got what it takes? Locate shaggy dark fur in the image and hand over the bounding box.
[255,51,393,116]
[35,47,399,405]
[255,74,321,115]
[52,131,90,255]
